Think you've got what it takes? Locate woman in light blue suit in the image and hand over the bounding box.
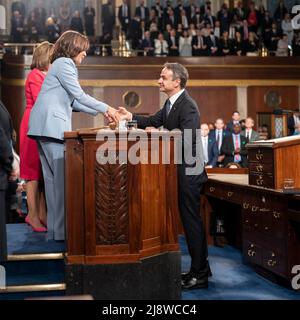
[28,31,119,240]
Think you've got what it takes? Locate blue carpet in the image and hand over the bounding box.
[5,225,300,300]
[180,236,300,300]
[7,223,65,254]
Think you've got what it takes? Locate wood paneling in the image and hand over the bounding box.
[104,86,159,115]
[79,56,300,80]
[247,86,299,122]
[2,54,300,150]
[64,131,180,264]
[188,87,237,124]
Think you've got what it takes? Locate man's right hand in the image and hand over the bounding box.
[117,107,133,121]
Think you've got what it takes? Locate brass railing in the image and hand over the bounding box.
[0,42,145,57]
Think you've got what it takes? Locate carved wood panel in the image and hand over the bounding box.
[95,161,129,245]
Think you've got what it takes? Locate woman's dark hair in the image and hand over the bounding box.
[50,30,89,63]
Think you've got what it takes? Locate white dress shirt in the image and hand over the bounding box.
[168,89,185,112]
[245,129,252,140]
[201,136,209,164]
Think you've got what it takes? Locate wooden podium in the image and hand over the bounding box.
[247,135,300,189]
[64,129,181,299]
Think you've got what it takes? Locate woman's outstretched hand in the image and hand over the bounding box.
[106,106,120,123]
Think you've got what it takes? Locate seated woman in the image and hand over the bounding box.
[225,162,242,169]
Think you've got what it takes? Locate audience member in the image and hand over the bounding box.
[84,0,95,36]
[241,117,260,142]
[221,123,248,168]
[201,123,219,168]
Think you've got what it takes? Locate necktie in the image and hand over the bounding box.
[234,135,240,162]
[246,131,250,142]
[211,35,215,46]
[141,7,145,20]
[165,99,171,117]
[217,131,221,151]
[160,42,164,55]
[203,138,208,163]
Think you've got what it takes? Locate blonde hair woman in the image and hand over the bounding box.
[19,41,54,232]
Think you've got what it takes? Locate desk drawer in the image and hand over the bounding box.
[261,210,286,238]
[249,173,274,189]
[243,240,262,265]
[262,248,287,277]
[249,162,273,175]
[248,148,274,163]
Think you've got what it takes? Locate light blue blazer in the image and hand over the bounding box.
[28,57,109,141]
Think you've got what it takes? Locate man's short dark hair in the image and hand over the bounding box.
[163,62,189,89]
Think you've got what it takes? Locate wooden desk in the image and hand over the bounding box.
[202,174,300,287]
[64,129,181,299]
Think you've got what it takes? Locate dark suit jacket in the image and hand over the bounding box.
[102,3,115,34]
[135,6,149,22]
[226,120,240,133]
[241,129,260,142]
[133,90,206,181]
[207,138,219,167]
[0,101,13,190]
[208,129,229,154]
[118,5,131,30]
[167,36,179,56]
[221,134,248,168]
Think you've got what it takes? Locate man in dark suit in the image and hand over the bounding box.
[102,0,115,35]
[192,29,208,56]
[0,101,13,262]
[118,0,131,36]
[208,118,229,166]
[201,123,219,167]
[118,63,211,289]
[226,110,241,133]
[241,117,260,142]
[140,30,154,56]
[167,29,179,56]
[221,123,248,168]
[135,0,149,24]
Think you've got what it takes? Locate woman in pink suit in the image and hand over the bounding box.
[19,42,53,232]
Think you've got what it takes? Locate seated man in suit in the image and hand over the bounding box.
[221,123,248,168]
[241,117,260,142]
[201,123,218,168]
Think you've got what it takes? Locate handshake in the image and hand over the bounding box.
[105,106,133,124]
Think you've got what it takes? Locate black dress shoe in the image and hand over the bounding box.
[181,275,208,290]
[181,272,191,280]
[182,269,212,280]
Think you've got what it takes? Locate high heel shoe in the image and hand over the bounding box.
[39,218,47,228]
[25,216,47,233]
